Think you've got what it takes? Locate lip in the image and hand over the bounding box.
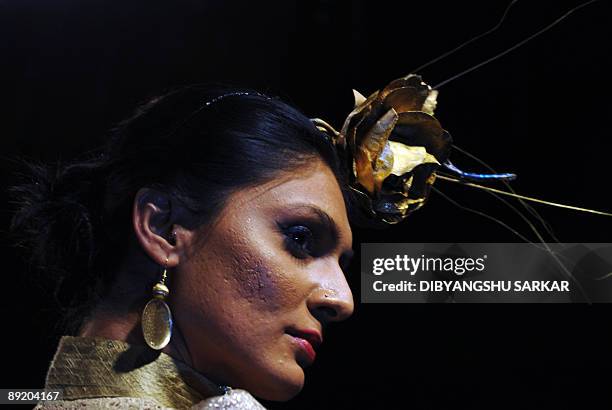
[286,328,323,366]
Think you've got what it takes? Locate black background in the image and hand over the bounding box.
[1,0,611,408]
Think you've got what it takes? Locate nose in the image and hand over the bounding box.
[307,265,354,324]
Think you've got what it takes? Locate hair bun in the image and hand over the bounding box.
[9,157,108,293]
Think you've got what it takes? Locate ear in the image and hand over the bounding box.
[132,188,186,268]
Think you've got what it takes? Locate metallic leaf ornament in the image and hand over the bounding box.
[315,74,452,225]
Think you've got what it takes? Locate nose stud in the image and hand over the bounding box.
[321,288,336,299]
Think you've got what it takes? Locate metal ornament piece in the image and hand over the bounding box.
[336,74,452,225]
[142,297,173,350]
[388,141,440,176]
[142,265,173,350]
[313,74,518,226]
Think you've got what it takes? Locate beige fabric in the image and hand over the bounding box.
[34,390,266,409]
[35,396,169,409]
[34,336,266,410]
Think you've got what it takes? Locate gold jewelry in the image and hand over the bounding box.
[141,257,173,350]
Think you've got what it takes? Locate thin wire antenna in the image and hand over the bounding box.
[436,169,576,271]
[431,185,590,302]
[452,144,560,242]
[478,185,578,269]
[433,0,600,89]
[436,170,544,243]
[410,0,519,74]
[431,186,542,247]
[435,173,612,217]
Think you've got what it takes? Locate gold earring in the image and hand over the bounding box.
[141,257,173,350]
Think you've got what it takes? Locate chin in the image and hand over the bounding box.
[248,363,305,401]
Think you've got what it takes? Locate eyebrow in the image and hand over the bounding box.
[291,203,354,263]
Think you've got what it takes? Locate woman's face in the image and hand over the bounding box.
[172,159,354,401]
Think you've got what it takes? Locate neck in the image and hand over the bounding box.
[78,262,194,369]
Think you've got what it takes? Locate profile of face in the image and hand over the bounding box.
[140,159,354,401]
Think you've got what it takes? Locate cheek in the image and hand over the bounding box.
[173,223,312,390]
[228,247,303,314]
[177,225,307,330]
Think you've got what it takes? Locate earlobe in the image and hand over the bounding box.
[132,188,181,267]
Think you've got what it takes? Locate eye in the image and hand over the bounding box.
[283,225,315,259]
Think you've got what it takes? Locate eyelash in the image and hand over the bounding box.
[282,224,315,259]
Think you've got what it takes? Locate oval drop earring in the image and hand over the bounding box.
[141,256,173,350]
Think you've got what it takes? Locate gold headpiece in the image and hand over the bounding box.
[313,74,452,225]
[310,1,612,225]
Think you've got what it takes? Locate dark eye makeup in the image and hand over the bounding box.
[282,224,316,259]
[275,204,352,267]
[277,217,336,261]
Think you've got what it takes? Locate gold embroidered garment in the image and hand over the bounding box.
[35,336,266,409]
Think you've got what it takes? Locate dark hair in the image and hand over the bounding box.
[9,85,348,333]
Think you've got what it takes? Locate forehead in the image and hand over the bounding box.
[220,161,352,242]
